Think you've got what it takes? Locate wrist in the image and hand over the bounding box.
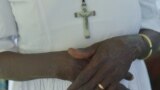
[116,34,152,60]
[138,34,152,59]
[133,35,150,59]
[50,51,82,81]
[43,51,71,80]
[139,29,160,57]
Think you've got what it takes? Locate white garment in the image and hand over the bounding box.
[0,0,17,52]
[0,0,159,89]
[9,0,142,53]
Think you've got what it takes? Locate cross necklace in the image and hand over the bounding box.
[75,0,96,39]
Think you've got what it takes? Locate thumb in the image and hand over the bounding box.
[68,48,95,59]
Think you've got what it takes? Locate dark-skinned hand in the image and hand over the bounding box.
[67,34,147,90]
[61,43,133,83]
[0,43,132,84]
[67,47,133,90]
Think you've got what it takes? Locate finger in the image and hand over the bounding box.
[67,58,102,90]
[95,83,129,90]
[107,83,129,90]
[93,66,132,90]
[96,69,121,90]
[116,83,129,90]
[124,72,134,81]
[67,67,97,90]
[68,48,95,59]
[105,83,117,90]
[77,64,111,90]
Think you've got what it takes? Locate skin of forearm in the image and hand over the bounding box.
[0,29,158,81]
[0,51,69,81]
[95,29,160,60]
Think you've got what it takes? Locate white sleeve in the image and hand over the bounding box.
[140,0,160,32]
[0,0,18,52]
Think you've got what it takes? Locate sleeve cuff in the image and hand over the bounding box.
[0,36,18,52]
[141,17,160,32]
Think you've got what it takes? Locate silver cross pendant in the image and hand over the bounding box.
[75,2,96,39]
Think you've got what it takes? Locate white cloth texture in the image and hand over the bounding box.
[140,0,160,32]
[0,0,158,89]
[9,0,142,53]
[0,0,17,52]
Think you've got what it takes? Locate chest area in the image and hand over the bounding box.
[38,0,141,24]
[9,0,142,52]
[9,0,141,25]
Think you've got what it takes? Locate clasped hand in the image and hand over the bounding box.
[67,35,146,90]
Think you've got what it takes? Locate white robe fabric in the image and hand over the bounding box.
[0,0,17,52]
[0,0,159,90]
